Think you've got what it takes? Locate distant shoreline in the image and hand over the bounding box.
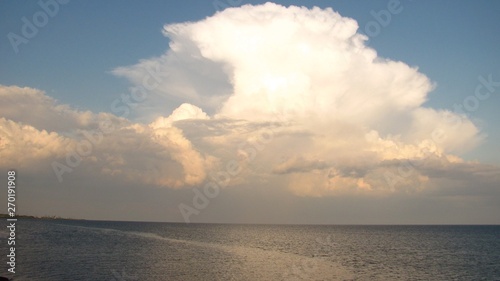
[0,214,498,225]
[0,214,85,220]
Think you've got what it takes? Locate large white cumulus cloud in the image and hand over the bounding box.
[173,3,431,122]
[116,3,481,152]
[2,3,497,199]
[113,3,491,197]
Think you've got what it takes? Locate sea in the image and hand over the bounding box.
[1,219,499,280]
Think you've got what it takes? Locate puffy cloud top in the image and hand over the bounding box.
[109,3,490,196]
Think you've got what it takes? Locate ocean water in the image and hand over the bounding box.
[1,220,499,280]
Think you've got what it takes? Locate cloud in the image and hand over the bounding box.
[88,121,215,188]
[0,117,73,169]
[2,3,498,206]
[109,3,498,198]
[0,85,213,188]
[150,103,209,129]
[273,156,329,174]
[0,85,111,132]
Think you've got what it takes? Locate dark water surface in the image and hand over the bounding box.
[1,220,499,280]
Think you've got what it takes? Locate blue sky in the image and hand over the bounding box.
[1,1,499,223]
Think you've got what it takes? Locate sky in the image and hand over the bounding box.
[0,0,499,224]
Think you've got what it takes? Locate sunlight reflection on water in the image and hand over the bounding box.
[5,220,500,280]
